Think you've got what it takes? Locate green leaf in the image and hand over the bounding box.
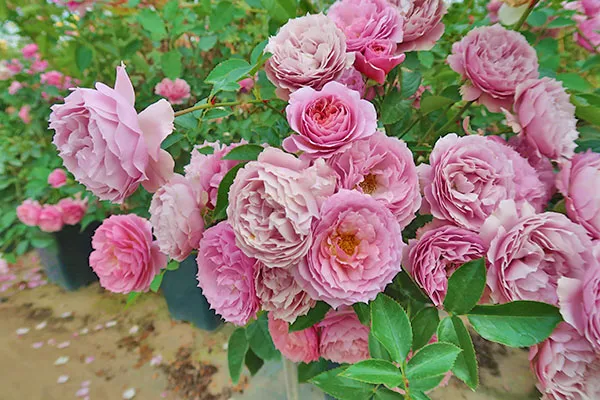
[137,9,167,40]
[75,46,93,72]
[261,0,297,24]
[419,96,454,115]
[310,367,376,400]
[406,343,461,391]
[401,69,422,98]
[467,301,562,347]
[443,258,486,315]
[437,316,478,390]
[161,132,184,150]
[342,359,404,387]
[411,307,439,351]
[557,73,592,93]
[125,291,141,307]
[213,163,247,221]
[228,327,249,384]
[547,16,575,28]
[371,293,412,363]
[373,387,404,399]
[174,114,198,130]
[196,146,215,155]
[246,313,279,360]
[166,260,180,271]
[411,392,432,400]
[289,301,331,332]
[380,93,412,125]
[251,40,269,65]
[417,51,434,68]
[150,270,165,292]
[210,1,235,31]
[389,270,431,304]
[205,59,252,93]
[353,303,370,326]
[527,10,547,27]
[198,35,218,51]
[369,332,392,361]
[298,358,328,383]
[244,348,264,376]
[222,144,265,161]
[161,50,182,80]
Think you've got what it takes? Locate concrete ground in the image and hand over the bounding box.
[0,254,540,400]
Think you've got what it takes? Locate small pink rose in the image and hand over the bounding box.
[8,81,23,95]
[57,198,87,225]
[16,200,42,226]
[154,78,191,105]
[238,77,255,93]
[268,313,320,363]
[22,44,39,59]
[318,307,369,364]
[18,105,31,124]
[354,40,405,84]
[48,169,67,188]
[38,205,64,233]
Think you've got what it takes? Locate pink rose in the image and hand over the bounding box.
[41,71,65,88]
[396,0,446,52]
[57,197,87,225]
[38,205,64,233]
[28,57,48,74]
[318,307,369,364]
[530,323,600,400]
[8,81,22,95]
[50,65,175,203]
[327,132,421,229]
[404,222,486,306]
[184,141,244,210]
[154,78,191,105]
[582,0,600,16]
[48,168,67,188]
[282,81,377,158]
[255,262,315,323]
[506,135,556,201]
[268,314,320,363]
[196,222,259,326]
[575,15,600,52]
[149,174,204,262]
[557,150,600,239]
[481,200,595,305]
[22,44,39,59]
[264,14,353,100]
[419,134,548,230]
[90,214,165,294]
[0,62,11,81]
[6,59,23,75]
[447,24,539,112]
[18,105,31,124]
[334,67,366,97]
[328,0,404,52]
[227,148,336,269]
[16,199,42,226]
[354,40,406,84]
[238,77,255,93]
[487,0,502,23]
[295,190,404,308]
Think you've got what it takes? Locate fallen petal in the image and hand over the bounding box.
[122,388,136,399]
[57,375,69,384]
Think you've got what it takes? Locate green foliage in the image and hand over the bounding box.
[342,360,404,387]
[228,328,249,384]
[443,258,486,315]
[437,316,479,390]
[310,367,376,400]
[370,294,412,363]
[289,301,331,332]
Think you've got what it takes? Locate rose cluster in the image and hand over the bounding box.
[17,197,87,233]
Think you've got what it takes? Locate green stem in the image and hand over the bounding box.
[421,102,454,142]
[431,101,474,139]
[512,0,540,31]
[173,99,271,117]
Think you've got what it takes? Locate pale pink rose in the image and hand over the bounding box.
[50,65,175,203]
[334,67,366,97]
[419,134,548,230]
[196,221,259,326]
[0,62,11,81]
[282,81,377,158]
[57,197,87,225]
[8,81,22,95]
[487,0,502,22]
[396,0,446,52]
[38,205,64,233]
[557,150,600,240]
[327,131,421,229]
[255,262,316,323]
[22,44,39,59]
[184,141,245,210]
[90,214,165,294]
[530,323,600,400]
[354,40,406,84]
[481,200,595,305]
[149,174,204,262]
[404,222,486,306]
[48,168,67,188]
[447,24,539,112]
[227,148,336,269]
[295,190,404,308]
[318,307,369,364]
[238,77,255,93]
[264,14,354,100]
[154,78,191,105]
[18,105,31,124]
[575,15,600,52]
[268,314,320,363]
[16,199,42,226]
[6,59,23,75]
[328,0,404,52]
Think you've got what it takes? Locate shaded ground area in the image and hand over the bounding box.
[0,254,539,399]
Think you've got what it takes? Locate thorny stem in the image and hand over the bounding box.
[173,99,273,117]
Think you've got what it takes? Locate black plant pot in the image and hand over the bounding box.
[37,223,100,291]
[161,255,222,331]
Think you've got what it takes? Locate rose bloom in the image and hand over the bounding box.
[404,222,486,306]
[38,205,64,233]
[90,214,165,293]
[149,174,204,262]
[227,148,336,269]
[238,77,255,93]
[480,200,595,305]
[16,199,42,226]
[154,78,191,105]
[282,81,377,158]
[396,0,446,52]
[335,67,366,97]
[581,0,600,16]
[328,131,421,229]
[318,307,369,364]
[57,197,87,225]
[41,71,65,88]
[575,15,600,53]
[530,323,600,400]
[268,314,320,363]
[295,190,404,308]
[264,14,353,100]
[18,105,31,124]
[487,0,502,23]
[50,65,175,203]
[8,81,22,95]
[7,59,23,75]
[28,57,48,74]
[328,0,403,52]
[557,150,600,240]
[48,168,67,188]
[354,40,406,84]
[255,262,315,323]
[196,222,259,326]
[447,24,539,112]
[419,134,548,231]
[21,43,38,59]
[506,135,556,201]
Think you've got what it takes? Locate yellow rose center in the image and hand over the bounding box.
[337,233,360,256]
[359,174,378,195]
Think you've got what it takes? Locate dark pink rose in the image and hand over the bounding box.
[575,15,600,52]
[268,313,320,363]
[38,205,64,233]
[354,40,406,84]
[21,44,39,59]
[57,197,87,225]
[48,168,67,188]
